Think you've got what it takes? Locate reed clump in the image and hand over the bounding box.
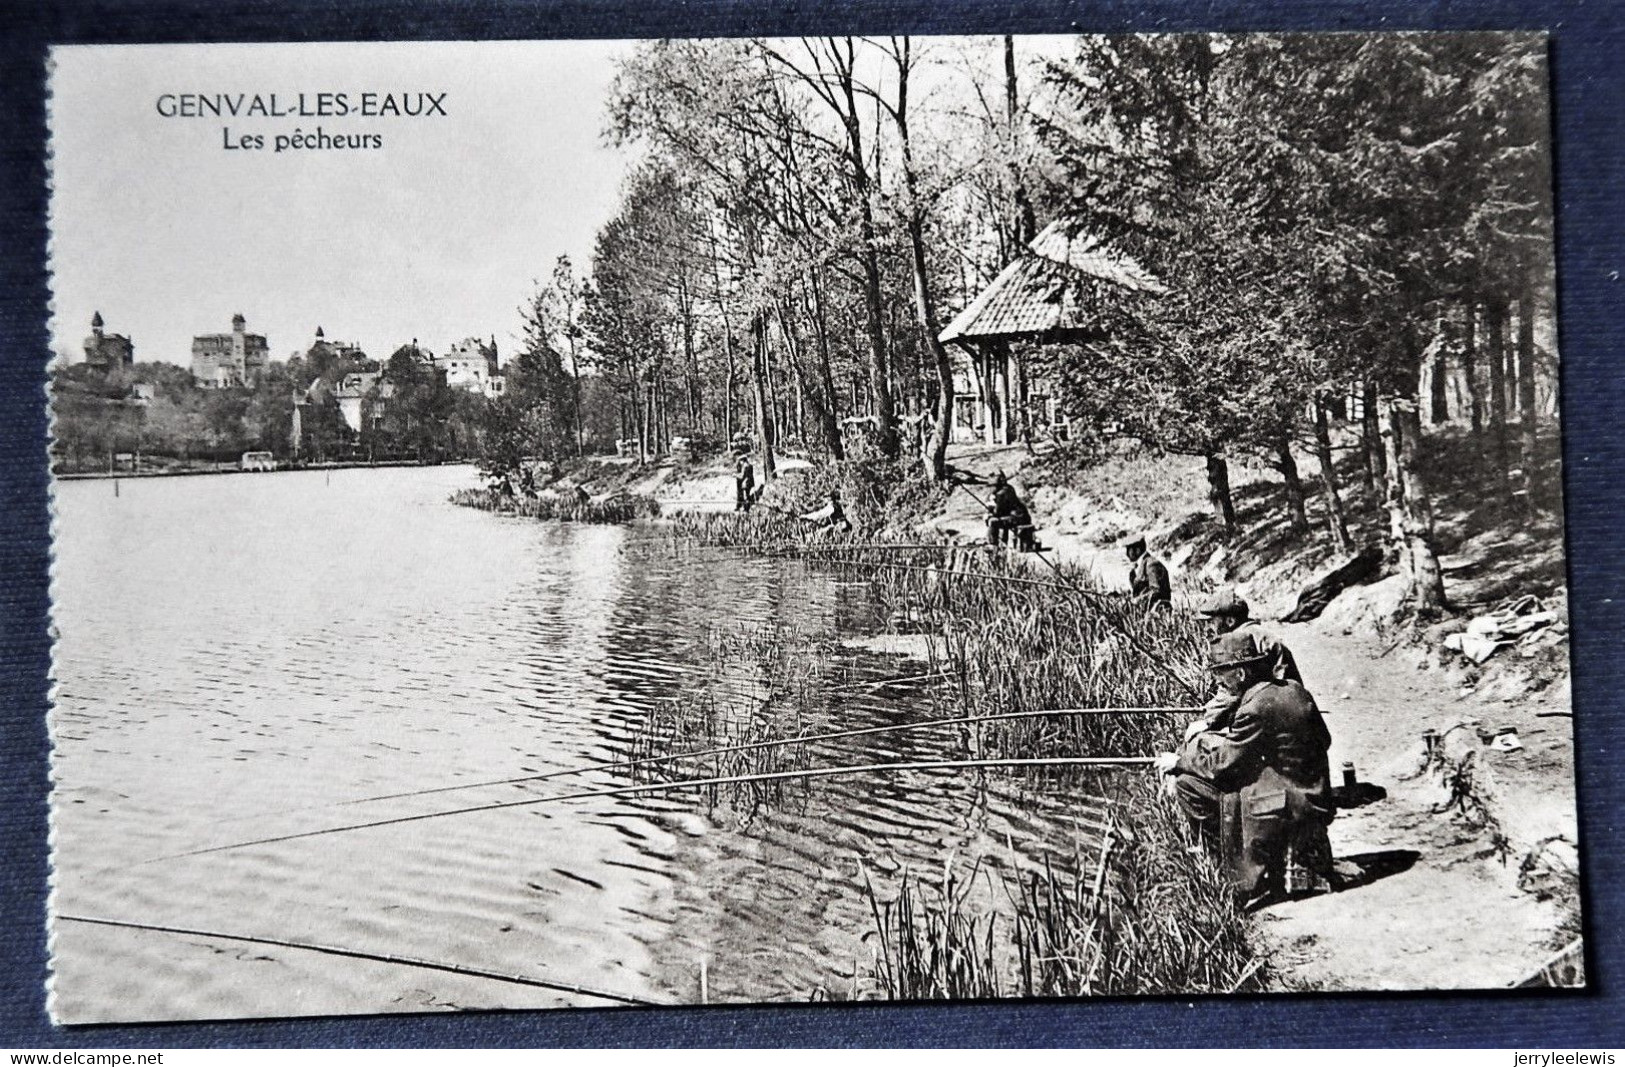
[663,508,859,548]
[861,784,1267,999]
[863,856,1004,1000]
[451,487,659,523]
[849,547,1208,768]
[626,693,816,824]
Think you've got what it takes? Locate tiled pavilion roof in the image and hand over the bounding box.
[938,219,1165,345]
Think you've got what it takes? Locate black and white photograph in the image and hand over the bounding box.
[45,32,1579,1025]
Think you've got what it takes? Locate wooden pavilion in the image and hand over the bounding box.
[938,218,1166,445]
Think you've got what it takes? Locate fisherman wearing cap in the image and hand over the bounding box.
[1121,533,1171,606]
[985,472,1032,547]
[1188,588,1302,738]
[1154,630,1335,908]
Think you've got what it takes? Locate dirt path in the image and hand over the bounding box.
[1253,620,1573,990]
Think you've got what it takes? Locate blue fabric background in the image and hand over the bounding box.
[1,0,1618,1048]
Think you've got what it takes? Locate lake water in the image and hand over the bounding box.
[49,465,1105,1022]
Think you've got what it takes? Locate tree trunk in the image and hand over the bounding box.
[563,338,584,456]
[1461,301,1482,434]
[643,388,653,461]
[807,275,845,459]
[1003,35,1036,254]
[1276,432,1309,535]
[1429,319,1450,425]
[912,254,955,482]
[1516,292,1539,513]
[749,313,776,482]
[793,365,805,445]
[628,371,646,464]
[831,40,898,459]
[1383,355,1448,617]
[679,280,702,436]
[1485,299,1509,476]
[722,346,734,446]
[890,39,955,482]
[1313,396,1353,553]
[1205,453,1237,532]
[1361,380,1385,492]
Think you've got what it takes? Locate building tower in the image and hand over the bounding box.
[191,313,269,387]
[83,311,134,371]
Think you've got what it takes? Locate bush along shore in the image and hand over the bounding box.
[449,485,660,523]
[655,500,1269,998]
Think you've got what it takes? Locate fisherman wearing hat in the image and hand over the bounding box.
[1188,587,1302,738]
[1120,532,1171,606]
[1154,629,1336,908]
[985,472,1032,548]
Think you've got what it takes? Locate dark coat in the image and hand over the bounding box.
[990,483,1030,523]
[1176,679,1334,894]
[1129,554,1171,604]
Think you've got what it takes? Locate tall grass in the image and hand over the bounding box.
[795,540,1208,766]
[861,785,1266,999]
[626,692,816,823]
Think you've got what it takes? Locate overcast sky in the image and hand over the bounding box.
[49,40,635,367]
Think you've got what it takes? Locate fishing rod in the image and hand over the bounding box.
[58,914,663,1007]
[815,555,1081,593]
[825,668,952,692]
[765,542,956,556]
[332,704,1193,811]
[143,755,1158,867]
[949,480,1203,702]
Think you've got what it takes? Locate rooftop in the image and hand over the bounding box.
[938,219,1166,346]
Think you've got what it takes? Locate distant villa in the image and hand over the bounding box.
[303,324,367,366]
[191,313,269,388]
[83,312,133,371]
[435,336,505,397]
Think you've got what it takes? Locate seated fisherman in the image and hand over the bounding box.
[801,489,853,533]
[1121,533,1171,606]
[1155,631,1336,909]
[985,472,1032,547]
[1189,588,1301,738]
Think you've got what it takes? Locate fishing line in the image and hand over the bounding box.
[57,914,663,1007]
[332,704,1191,810]
[137,755,1157,867]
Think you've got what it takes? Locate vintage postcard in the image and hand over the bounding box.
[46,34,1579,1024]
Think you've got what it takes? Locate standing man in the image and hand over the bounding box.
[1121,533,1171,606]
[1189,588,1302,736]
[985,472,1032,547]
[734,452,756,513]
[1155,630,1336,909]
